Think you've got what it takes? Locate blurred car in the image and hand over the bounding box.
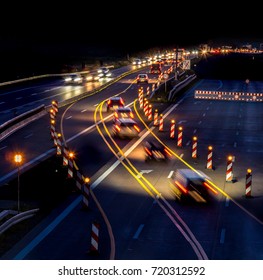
[136,73,149,84]
[132,58,142,66]
[169,169,217,203]
[150,63,162,74]
[113,107,134,122]
[97,67,112,78]
[144,141,170,162]
[63,74,83,85]
[112,118,140,139]
[106,96,125,112]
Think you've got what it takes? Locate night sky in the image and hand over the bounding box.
[0,3,262,80]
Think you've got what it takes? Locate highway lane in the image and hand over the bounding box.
[3,76,263,260]
[0,64,150,184]
[0,64,142,124]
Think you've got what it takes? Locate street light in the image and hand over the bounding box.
[14,153,23,213]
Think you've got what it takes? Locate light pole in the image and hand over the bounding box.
[14,153,23,213]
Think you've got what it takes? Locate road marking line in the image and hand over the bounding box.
[167,171,174,178]
[220,228,226,244]
[133,224,144,239]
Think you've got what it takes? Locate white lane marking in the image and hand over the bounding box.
[236,131,239,135]
[0,102,5,105]
[167,171,174,178]
[16,97,22,100]
[0,145,8,151]
[186,140,190,146]
[202,113,206,117]
[24,133,33,139]
[193,129,197,134]
[66,116,72,119]
[133,224,144,239]
[220,228,226,244]
[31,93,38,96]
[198,120,202,125]
[225,197,230,207]
[81,109,88,113]
[180,153,184,158]
[234,142,237,148]
[136,170,153,178]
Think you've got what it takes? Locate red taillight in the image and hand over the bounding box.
[203,182,218,195]
[175,180,188,194]
[134,125,140,132]
[145,147,152,156]
[164,148,172,156]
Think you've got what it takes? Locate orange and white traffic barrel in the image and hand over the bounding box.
[192,136,198,158]
[51,100,58,114]
[49,108,56,120]
[82,177,90,209]
[159,114,164,131]
[226,155,233,182]
[56,133,62,155]
[154,109,158,126]
[139,93,143,108]
[245,169,252,198]
[170,120,175,138]
[50,119,56,140]
[148,104,152,120]
[144,100,149,116]
[146,86,150,96]
[177,126,183,147]
[67,152,75,178]
[76,169,84,192]
[89,221,100,255]
[206,146,213,169]
[63,146,69,166]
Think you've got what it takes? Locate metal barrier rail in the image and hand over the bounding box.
[0,105,47,142]
[168,74,197,101]
[0,208,39,235]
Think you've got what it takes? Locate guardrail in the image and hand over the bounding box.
[0,65,148,143]
[0,104,47,142]
[0,208,39,235]
[168,74,197,101]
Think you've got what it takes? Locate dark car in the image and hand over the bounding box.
[106,96,125,112]
[144,141,170,162]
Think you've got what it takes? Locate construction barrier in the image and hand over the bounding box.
[194,90,263,102]
[153,109,158,126]
[82,178,90,209]
[159,114,164,131]
[192,136,198,158]
[245,169,252,198]
[226,155,234,182]
[177,126,183,147]
[89,221,100,255]
[206,146,213,170]
[170,120,175,138]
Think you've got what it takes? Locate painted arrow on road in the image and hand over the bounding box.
[136,170,153,178]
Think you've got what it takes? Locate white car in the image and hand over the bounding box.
[64,74,83,85]
[97,67,112,78]
[132,58,142,66]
